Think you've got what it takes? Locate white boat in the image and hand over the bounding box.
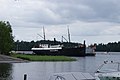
[95,61,120,80]
[86,47,96,56]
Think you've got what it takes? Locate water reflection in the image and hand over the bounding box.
[0,57,100,80]
[0,53,120,80]
[0,63,12,80]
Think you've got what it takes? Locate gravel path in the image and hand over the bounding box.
[0,54,28,63]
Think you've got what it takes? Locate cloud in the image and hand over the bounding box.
[83,0,120,22]
[43,0,120,23]
[100,26,120,35]
[1,0,120,25]
[1,0,120,44]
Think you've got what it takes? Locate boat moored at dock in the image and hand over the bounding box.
[49,72,95,80]
[95,61,120,80]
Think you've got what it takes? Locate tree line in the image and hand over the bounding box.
[13,40,120,52]
[96,42,120,52]
[12,40,82,51]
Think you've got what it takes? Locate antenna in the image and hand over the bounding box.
[43,26,46,40]
[67,25,71,43]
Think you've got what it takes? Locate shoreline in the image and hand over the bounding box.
[0,54,28,63]
[11,54,76,61]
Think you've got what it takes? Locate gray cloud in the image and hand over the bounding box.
[1,0,120,44]
[44,0,120,23]
[1,0,120,25]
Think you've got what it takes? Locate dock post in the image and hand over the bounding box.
[24,74,27,80]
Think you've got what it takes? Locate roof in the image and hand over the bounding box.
[49,72,95,80]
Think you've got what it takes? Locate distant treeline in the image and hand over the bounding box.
[12,40,82,51]
[96,41,120,52]
[13,40,120,52]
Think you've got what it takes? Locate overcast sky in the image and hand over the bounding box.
[0,0,120,45]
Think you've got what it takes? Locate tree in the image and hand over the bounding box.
[0,21,14,55]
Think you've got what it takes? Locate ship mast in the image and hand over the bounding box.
[43,26,46,40]
[37,26,46,40]
[67,25,71,43]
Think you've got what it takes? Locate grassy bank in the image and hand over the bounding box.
[11,54,76,61]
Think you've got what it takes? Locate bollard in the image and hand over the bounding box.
[24,74,27,80]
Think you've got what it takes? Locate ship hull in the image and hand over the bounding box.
[32,47,86,57]
[85,53,96,56]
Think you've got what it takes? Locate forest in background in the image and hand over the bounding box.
[12,40,82,51]
[96,41,120,52]
[12,40,120,52]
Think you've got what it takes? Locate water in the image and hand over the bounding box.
[0,52,120,80]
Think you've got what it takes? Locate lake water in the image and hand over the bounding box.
[0,52,120,80]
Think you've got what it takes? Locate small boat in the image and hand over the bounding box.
[95,61,120,80]
[49,72,95,80]
[86,46,96,56]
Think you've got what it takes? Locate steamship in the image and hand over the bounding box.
[31,27,95,57]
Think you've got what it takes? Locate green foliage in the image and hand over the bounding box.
[96,41,120,52]
[12,54,76,61]
[0,21,14,55]
[13,40,36,51]
[12,40,82,51]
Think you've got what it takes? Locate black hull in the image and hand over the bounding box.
[85,53,96,56]
[32,47,86,57]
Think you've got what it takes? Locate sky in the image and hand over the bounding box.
[0,0,120,45]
